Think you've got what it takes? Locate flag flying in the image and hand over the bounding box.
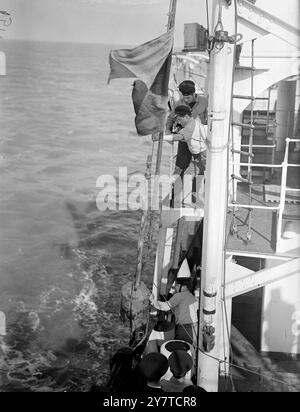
[108,29,174,136]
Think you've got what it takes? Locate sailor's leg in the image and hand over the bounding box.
[192,152,206,176]
[176,142,192,177]
[171,143,191,207]
[171,171,183,209]
[175,324,194,345]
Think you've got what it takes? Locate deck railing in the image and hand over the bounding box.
[276,138,300,249]
[229,138,300,251]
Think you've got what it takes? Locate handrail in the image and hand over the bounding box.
[275,138,300,250]
[233,162,300,169]
[241,144,276,149]
[286,188,300,193]
[230,138,300,235]
[233,163,283,168]
[228,204,280,211]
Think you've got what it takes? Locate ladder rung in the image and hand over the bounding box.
[232,122,255,130]
[231,174,253,185]
[233,96,270,102]
[233,95,255,101]
[228,203,280,211]
[254,125,276,130]
[286,188,300,193]
[241,144,276,149]
[232,149,254,158]
[235,65,256,71]
[234,163,282,168]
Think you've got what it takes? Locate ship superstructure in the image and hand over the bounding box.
[107,0,300,393]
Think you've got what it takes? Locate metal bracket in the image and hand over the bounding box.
[208,31,243,53]
[203,325,216,353]
[209,111,226,121]
[213,31,243,44]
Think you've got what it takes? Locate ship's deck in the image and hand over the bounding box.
[227,326,300,393]
[226,149,300,258]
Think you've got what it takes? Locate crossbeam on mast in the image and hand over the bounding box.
[225,258,300,299]
[237,0,300,48]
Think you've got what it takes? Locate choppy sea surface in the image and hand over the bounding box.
[0,40,168,392]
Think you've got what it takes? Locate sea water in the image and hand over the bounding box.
[0,40,167,392]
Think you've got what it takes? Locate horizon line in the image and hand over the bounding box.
[1,37,183,49]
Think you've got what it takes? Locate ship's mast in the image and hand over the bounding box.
[153,0,177,182]
[197,0,236,392]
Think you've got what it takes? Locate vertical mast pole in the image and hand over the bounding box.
[136,0,177,289]
[153,0,177,179]
[197,0,235,392]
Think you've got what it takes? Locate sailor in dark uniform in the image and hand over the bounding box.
[161,350,193,392]
[136,352,169,394]
[165,80,208,177]
[150,277,198,345]
[183,385,207,393]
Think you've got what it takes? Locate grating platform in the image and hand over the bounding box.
[264,184,300,204]
[227,185,277,255]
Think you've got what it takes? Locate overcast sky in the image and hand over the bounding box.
[1,0,298,46]
[1,0,208,46]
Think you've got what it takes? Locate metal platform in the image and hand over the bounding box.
[227,185,277,255]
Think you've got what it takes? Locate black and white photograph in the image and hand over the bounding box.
[0,0,299,395]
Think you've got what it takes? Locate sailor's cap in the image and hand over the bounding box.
[183,385,207,393]
[176,277,192,286]
[174,105,192,117]
[169,350,193,376]
[179,80,196,95]
[138,352,168,382]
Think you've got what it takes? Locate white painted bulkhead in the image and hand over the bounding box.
[262,222,300,355]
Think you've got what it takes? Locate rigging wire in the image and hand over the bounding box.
[129,142,156,342]
[205,0,210,37]
[147,140,158,245]
[215,0,224,32]
[131,308,151,353]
